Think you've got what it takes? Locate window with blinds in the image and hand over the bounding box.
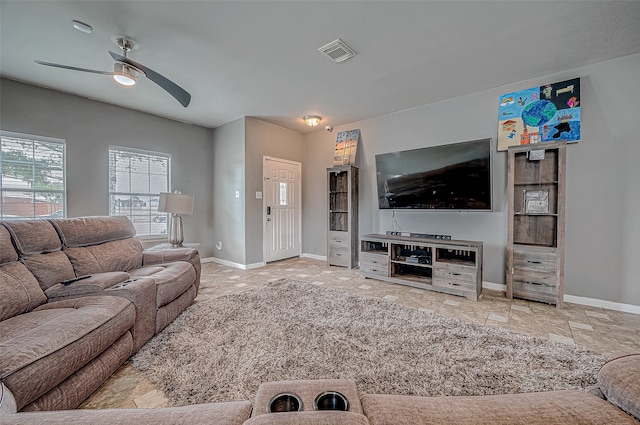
[108,146,171,236]
[0,131,66,220]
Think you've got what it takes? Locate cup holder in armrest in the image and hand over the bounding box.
[268,393,303,413]
[314,391,349,411]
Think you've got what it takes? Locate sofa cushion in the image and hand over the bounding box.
[2,401,253,425]
[598,354,640,420]
[21,251,76,291]
[21,333,133,412]
[0,262,47,321]
[0,225,18,265]
[49,216,136,248]
[360,391,639,425]
[0,296,135,410]
[2,220,61,256]
[45,272,131,300]
[129,261,195,307]
[64,238,143,276]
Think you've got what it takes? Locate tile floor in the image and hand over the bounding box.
[79,257,640,410]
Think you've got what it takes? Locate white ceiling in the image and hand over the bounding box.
[1,1,639,133]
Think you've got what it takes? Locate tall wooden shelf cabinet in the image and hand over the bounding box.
[327,165,358,268]
[506,141,566,307]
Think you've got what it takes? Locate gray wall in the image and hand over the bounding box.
[245,117,304,265]
[211,117,303,266]
[0,78,215,256]
[211,117,246,264]
[303,53,640,306]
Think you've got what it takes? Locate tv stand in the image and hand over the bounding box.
[360,233,483,300]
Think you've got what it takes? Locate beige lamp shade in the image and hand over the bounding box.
[158,192,194,215]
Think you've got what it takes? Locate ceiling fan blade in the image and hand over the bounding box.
[34,60,113,75]
[109,51,191,107]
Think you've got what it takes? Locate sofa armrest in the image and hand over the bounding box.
[143,248,198,266]
[143,248,201,292]
[244,412,370,425]
[44,272,130,300]
[598,353,640,420]
[105,277,157,351]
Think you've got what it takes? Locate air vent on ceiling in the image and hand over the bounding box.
[318,39,356,63]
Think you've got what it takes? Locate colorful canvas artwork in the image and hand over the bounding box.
[498,78,581,151]
[333,129,360,166]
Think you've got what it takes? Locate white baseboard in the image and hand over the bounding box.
[564,294,640,315]
[200,257,216,264]
[301,253,327,261]
[207,257,265,270]
[482,280,639,315]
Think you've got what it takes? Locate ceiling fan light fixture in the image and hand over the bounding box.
[113,62,136,86]
[72,20,92,34]
[303,115,321,127]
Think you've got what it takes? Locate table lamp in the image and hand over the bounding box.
[158,191,194,247]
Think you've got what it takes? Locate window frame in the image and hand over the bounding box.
[108,145,171,238]
[0,130,67,220]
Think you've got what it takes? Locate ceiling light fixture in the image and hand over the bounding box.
[72,20,92,34]
[303,115,321,127]
[113,62,136,86]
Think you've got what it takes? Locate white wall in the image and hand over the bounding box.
[303,53,640,307]
[0,78,215,256]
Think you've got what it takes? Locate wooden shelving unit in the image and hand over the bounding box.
[506,141,566,307]
[327,165,358,268]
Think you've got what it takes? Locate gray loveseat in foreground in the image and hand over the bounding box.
[0,216,200,411]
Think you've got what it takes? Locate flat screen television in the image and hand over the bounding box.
[375,138,492,211]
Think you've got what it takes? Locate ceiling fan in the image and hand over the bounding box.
[34,37,191,107]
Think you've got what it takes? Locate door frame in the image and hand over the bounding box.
[262,156,302,263]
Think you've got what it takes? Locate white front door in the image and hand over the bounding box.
[263,157,301,262]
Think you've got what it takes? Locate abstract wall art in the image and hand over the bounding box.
[498,78,581,151]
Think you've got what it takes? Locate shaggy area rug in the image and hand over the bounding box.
[132,279,608,406]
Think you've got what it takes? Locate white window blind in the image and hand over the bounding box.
[0,131,66,220]
[108,146,171,236]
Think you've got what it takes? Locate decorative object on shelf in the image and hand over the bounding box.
[498,78,580,151]
[523,189,550,214]
[158,191,194,247]
[327,165,358,268]
[506,141,566,307]
[303,115,321,127]
[333,129,360,166]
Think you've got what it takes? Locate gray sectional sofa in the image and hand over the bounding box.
[1,355,639,424]
[0,216,200,412]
